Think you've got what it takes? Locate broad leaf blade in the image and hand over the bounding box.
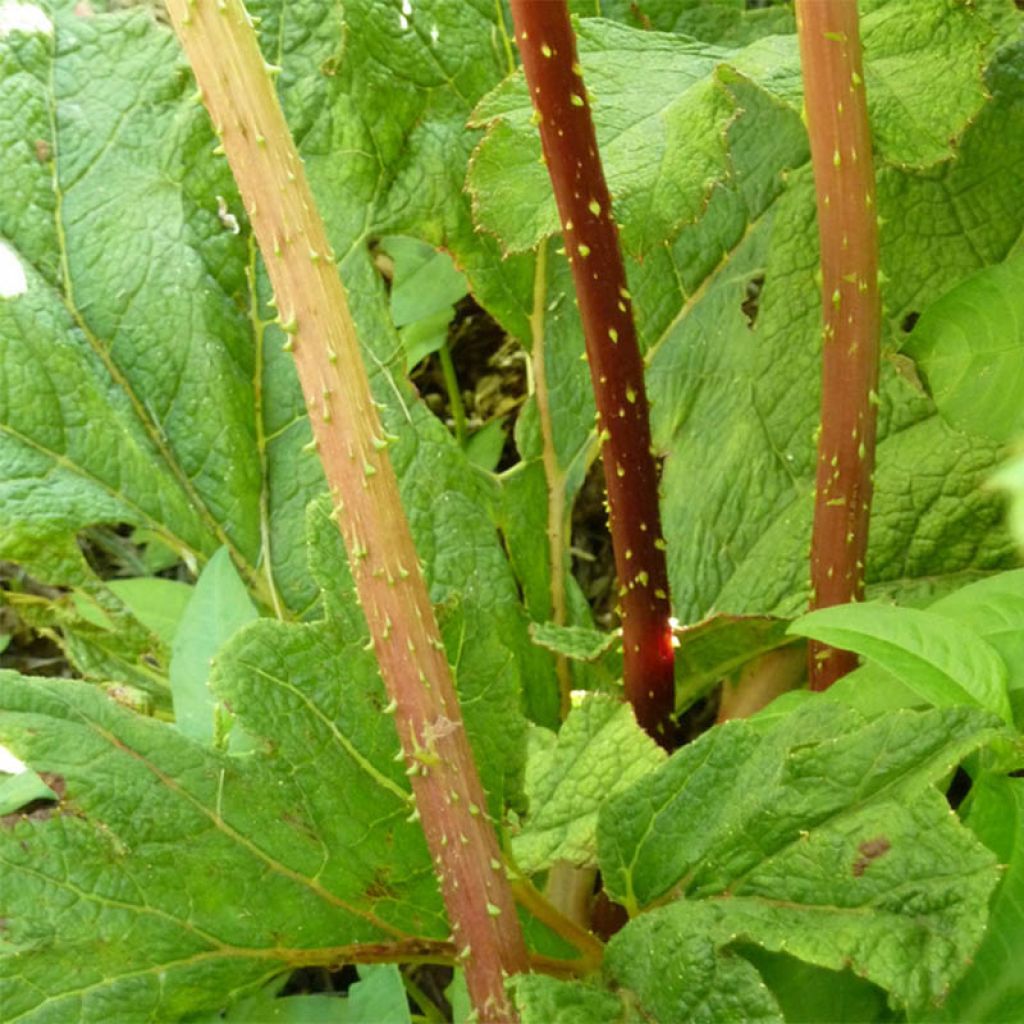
[597,704,1000,1011]
[469,21,735,257]
[598,703,999,906]
[511,974,627,1024]
[605,904,785,1024]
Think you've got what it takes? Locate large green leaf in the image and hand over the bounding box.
[469,20,735,257]
[652,39,1024,621]
[0,0,538,775]
[0,666,442,1023]
[597,703,1000,1010]
[0,8,262,589]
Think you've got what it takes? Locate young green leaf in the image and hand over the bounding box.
[790,602,1013,724]
[904,248,1024,443]
[927,568,1024,725]
[379,235,468,372]
[169,547,259,745]
[381,236,468,329]
[106,577,193,648]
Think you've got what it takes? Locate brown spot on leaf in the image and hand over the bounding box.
[33,139,51,163]
[365,868,397,902]
[853,835,891,877]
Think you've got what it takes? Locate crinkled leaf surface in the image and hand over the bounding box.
[729,0,1002,168]
[511,906,785,1024]
[597,703,1000,1010]
[604,904,784,1024]
[528,622,618,663]
[651,40,1024,621]
[511,696,664,873]
[469,10,1020,625]
[511,973,627,1024]
[580,0,795,47]
[0,7,263,588]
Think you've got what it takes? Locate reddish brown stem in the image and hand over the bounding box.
[509,0,675,746]
[166,3,527,1019]
[797,0,881,690]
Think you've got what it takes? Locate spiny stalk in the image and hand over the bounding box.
[166,2,527,1018]
[796,0,882,690]
[508,0,675,747]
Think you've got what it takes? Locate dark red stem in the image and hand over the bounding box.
[797,0,882,690]
[508,1,675,746]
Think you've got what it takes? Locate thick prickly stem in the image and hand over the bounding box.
[166,1,528,1017]
[509,0,675,747]
[796,0,881,690]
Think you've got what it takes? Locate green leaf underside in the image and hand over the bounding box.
[529,622,619,662]
[0,1,543,746]
[512,696,664,874]
[790,601,1014,724]
[597,704,1000,1010]
[673,613,795,710]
